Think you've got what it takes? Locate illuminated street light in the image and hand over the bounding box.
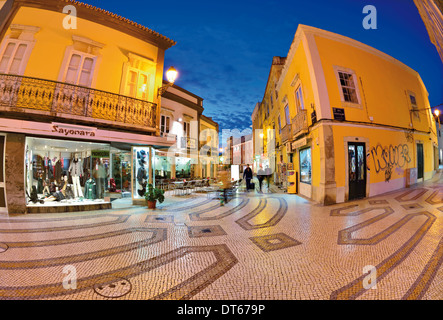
[158,66,179,97]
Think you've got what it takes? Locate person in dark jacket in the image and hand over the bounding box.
[243,164,253,192]
[257,166,265,193]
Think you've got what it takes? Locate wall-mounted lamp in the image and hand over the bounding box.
[157,66,178,97]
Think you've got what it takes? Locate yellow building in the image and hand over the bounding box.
[199,114,219,179]
[0,0,177,213]
[251,56,286,176]
[255,25,439,204]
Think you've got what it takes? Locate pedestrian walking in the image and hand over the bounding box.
[243,164,253,192]
[257,166,265,193]
[218,166,231,206]
[265,165,272,190]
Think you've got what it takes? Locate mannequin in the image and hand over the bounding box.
[94,158,106,199]
[137,158,147,197]
[68,153,84,198]
[45,174,69,202]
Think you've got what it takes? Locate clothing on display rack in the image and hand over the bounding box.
[137,160,148,197]
[54,160,63,184]
[84,178,97,200]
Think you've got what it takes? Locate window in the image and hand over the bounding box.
[408,91,420,119]
[338,71,359,104]
[278,115,281,134]
[125,69,149,100]
[409,93,418,110]
[299,147,311,184]
[0,41,28,74]
[160,115,170,135]
[63,52,96,87]
[183,121,191,138]
[120,52,156,101]
[295,86,305,111]
[284,105,290,125]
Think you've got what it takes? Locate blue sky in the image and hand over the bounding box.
[85,0,442,135]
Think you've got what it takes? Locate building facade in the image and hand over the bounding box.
[157,84,219,181]
[414,0,443,63]
[0,0,178,213]
[253,25,439,204]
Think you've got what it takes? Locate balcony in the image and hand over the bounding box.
[292,109,308,139]
[0,74,158,131]
[281,123,292,143]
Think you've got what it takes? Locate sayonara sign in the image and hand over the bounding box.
[51,123,97,137]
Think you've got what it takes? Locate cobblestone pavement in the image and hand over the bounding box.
[0,176,442,300]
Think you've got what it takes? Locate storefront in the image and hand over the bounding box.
[25,137,112,209]
[0,119,173,213]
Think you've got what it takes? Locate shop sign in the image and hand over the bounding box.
[286,143,292,153]
[51,123,97,137]
[333,108,346,121]
[292,137,307,150]
[92,150,110,158]
[311,110,317,124]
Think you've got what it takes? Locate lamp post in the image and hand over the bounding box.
[157,66,178,97]
[434,109,441,128]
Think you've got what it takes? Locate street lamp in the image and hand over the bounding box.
[434,109,441,127]
[157,66,178,97]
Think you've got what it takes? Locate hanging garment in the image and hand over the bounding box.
[69,159,83,177]
[84,179,97,200]
[54,160,63,184]
[137,166,147,185]
[37,177,43,194]
[109,178,117,192]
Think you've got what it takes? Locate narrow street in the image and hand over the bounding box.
[0,174,441,300]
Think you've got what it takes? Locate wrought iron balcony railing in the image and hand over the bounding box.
[281,123,292,143]
[292,109,308,139]
[0,73,157,129]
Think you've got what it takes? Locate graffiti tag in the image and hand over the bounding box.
[370,144,411,181]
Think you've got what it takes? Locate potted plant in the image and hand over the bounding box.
[144,184,165,209]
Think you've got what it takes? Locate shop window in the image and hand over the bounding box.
[176,157,191,179]
[299,147,311,184]
[25,137,111,207]
[133,147,150,199]
[153,150,172,181]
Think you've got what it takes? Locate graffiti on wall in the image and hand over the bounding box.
[370,143,411,182]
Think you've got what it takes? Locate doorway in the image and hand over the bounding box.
[417,143,424,180]
[348,142,366,200]
[0,135,6,213]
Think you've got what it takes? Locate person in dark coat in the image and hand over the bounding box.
[243,164,253,192]
[257,166,265,193]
